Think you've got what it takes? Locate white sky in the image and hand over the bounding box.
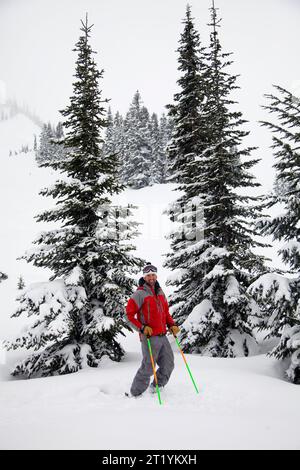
[0,0,300,188]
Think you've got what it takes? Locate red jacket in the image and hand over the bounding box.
[126,281,175,336]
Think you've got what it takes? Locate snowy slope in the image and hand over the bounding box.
[0,113,58,338]
[0,115,299,450]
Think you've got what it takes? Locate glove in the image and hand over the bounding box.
[141,326,153,337]
[169,325,180,336]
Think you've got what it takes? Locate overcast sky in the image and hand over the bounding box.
[0,0,299,187]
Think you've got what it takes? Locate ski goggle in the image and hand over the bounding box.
[143,265,157,274]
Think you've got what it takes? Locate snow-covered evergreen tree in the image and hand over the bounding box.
[164,3,209,326]
[103,107,114,153]
[103,101,172,187]
[103,108,126,183]
[17,275,25,290]
[165,4,207,188]
[36,123,54,164]
[10,279,89,377]
[159,113,173,182]
[7,16,143,378]
[36,121,65,164]
[164,3,267,357]
[56,122,64,140]
[112,111,126,182]
[113,111,124,148]
[248,273,295,338]
[149,113,165,185]
[122,91,152,188]
[249,85,300,383]
[272,323,300,384]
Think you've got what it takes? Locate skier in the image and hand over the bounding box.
[125,262,180,397]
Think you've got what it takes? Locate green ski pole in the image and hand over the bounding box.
[147,337,163,405]
[173,334,199,394]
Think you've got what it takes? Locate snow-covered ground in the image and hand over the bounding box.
[0,112,299,450]
[1,332,299,450]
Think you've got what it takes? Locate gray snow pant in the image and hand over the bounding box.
[130,335,175,396]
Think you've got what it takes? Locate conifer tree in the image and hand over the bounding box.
[51,121,66,162]
[148,113,165,185]
[104,103,171,187]
[164,3,267,357]
[159,113,173,182]
[122,91,152,188]
[36,121,66,164]
[112,111,126,182]
[17,275,25,290]
[249,85,300,383]
[113,112,124,144]
[164,3,209,325]
[104,108,127,185]
[36,123,54,164]
[103,108,115,164]
[166,4,206,188]
[8,15,143,378]
[56,122,64,140]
